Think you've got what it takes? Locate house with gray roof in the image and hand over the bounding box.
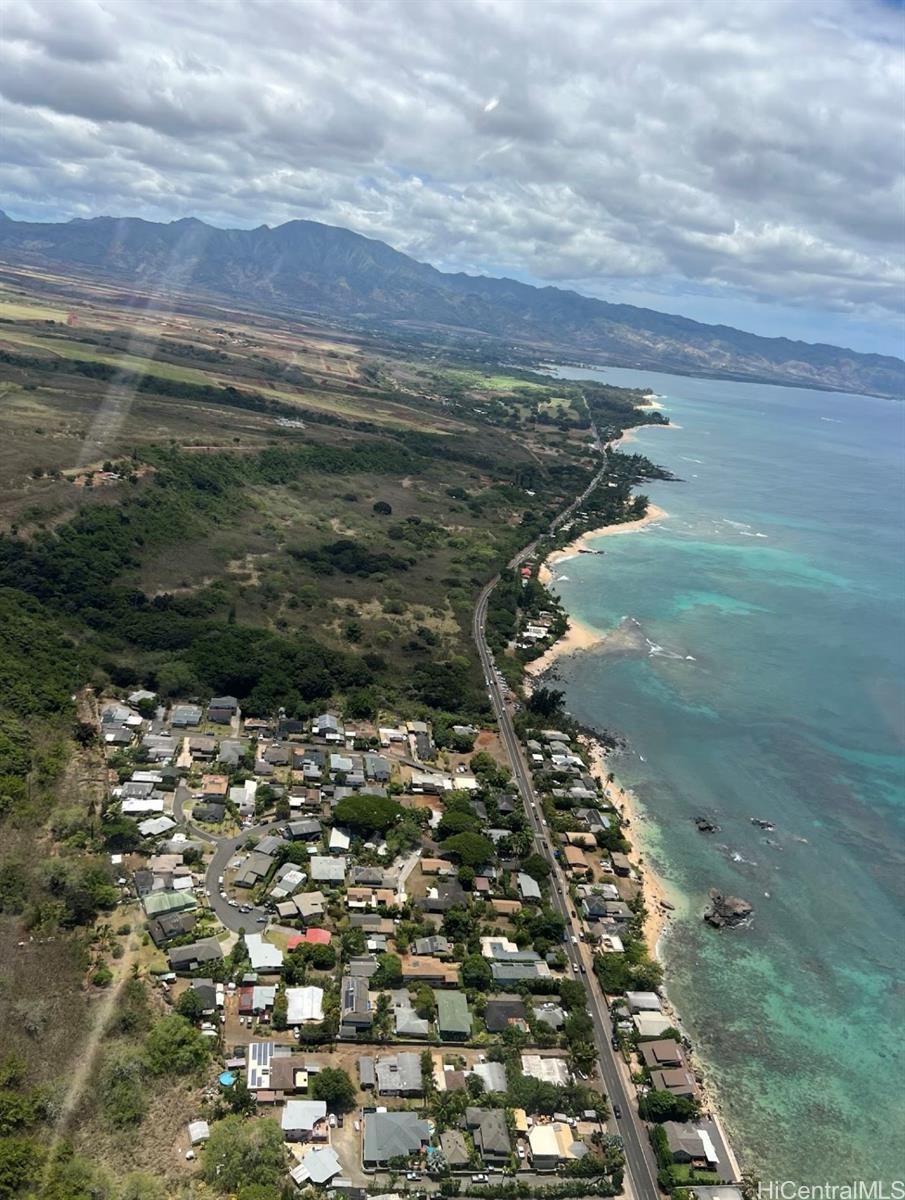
[290,1146,342,1186]
[171,704,203,727]
[218,738,247,768]
[234,850,274,888]
[263,742,290,766]
[472,1061,507,1093]
[362,1111,430,1168]
[281,1099,328,1141]
[193,802,225,824]
[517,872,542,901]
[363,753,391,781]
[375,1051,422,1096]
[208,696,238,724]
[466,1109,511,1164]
[102,703,133,725]
[286,819,321,840]
[394,999,430,1039]
[440,1129,470,1168]
[142,733,178,760]
[412,934,450,958]
[534,1002,566,1031]
[168,938,223,972]
[310,856,346,884]
[490,960,551,985]
[357,1056,375,1089]
[346,955,379,978]
[484,998,528,1033]
[312,713,344,743]
[340,975,372,1034]
[148,911,197,947]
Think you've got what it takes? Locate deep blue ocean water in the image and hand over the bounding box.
[547,366,905,1182]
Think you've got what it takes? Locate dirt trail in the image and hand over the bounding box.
[40,687,138,1175]
[40,934,143,1180]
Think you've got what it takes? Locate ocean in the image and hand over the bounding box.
[545,366,905,1182]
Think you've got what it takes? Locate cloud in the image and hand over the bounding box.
[0,0,902,348]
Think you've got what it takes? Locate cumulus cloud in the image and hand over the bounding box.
[0,0,903,345]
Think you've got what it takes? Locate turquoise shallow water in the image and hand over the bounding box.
[547,367,905,1182]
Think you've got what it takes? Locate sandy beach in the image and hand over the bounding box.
[584,736,673,956]
[524,612,605,678]
[526,504,670,682]
[538,502,669,587]
[527,496,677,949]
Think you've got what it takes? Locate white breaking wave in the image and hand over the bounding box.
[646,638,688,661]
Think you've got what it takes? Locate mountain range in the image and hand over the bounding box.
[0,211,901,398]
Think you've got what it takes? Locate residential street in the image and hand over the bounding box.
[171,779,281,932]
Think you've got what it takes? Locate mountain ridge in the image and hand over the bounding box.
[0,211,901,398]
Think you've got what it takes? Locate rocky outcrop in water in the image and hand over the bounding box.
[704,889,753,928]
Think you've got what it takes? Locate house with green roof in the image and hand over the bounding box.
[143,890,197,917]
[435,989,472,1041]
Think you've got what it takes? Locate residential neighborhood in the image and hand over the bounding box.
[92,686,741,1196]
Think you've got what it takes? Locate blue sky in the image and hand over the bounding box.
[2,0,903,358]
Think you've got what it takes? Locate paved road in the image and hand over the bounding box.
[172,780,281,932]
[204,828,282,931]
[471,459,661,1200]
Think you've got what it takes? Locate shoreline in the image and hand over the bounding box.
[528,503,669,676]
[538,502,669,589]
[584,736,673,956]
[526,496,745,1179]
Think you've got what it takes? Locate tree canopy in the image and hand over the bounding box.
[311,1067,356,1113]
[143,1014,209,1076]
[638,1088,700,1123]
[440,831,495,867]
[201,1116,285,1193]
[333,793,404,833]
[461,953,492,991]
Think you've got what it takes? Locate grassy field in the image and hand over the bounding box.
[0,297,72,321]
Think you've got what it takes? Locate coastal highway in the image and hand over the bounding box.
[472,475,661,1200]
